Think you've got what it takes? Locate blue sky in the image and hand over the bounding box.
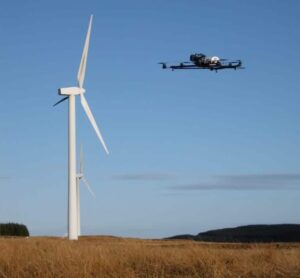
[0,0,300,238]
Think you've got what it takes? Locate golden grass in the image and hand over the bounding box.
[0,236,300,277]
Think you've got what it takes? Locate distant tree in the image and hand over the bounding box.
[0,223,29,236]
[167,224,300,243]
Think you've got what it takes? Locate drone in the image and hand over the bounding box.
[159,53,244,72]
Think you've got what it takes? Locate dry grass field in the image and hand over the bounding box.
[0,236,300,278]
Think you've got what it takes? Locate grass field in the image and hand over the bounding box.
[0,236,300,277]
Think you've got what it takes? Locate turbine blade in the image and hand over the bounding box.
[80,93,109,154]
[82,177,95,197]
[53,96,68,107]
[80,145,83,174]
[77,15,93,88]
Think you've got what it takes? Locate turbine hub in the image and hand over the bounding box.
[76,173,84,179]
[58,87,85,96]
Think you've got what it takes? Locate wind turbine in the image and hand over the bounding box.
[54,15,109,240]
[76,146,95,236]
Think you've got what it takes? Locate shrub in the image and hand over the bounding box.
[0,223,29,236]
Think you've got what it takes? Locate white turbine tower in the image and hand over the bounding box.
[76,146,95,236]
[54,15,109,240]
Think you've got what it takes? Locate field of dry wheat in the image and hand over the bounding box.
[0,236,299,278]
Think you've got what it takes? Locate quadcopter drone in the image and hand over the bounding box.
[159,53,244,72]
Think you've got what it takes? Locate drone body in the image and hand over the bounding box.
[159,53,244,72]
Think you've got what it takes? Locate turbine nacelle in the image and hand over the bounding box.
[76,173,84,179]
[58,87,86,96]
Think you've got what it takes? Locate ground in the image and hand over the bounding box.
[0,236,300,277]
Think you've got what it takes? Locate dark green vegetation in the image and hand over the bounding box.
[168,224,300,243]
[0,223,29,237]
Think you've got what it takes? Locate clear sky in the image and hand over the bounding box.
[0,0,300,238]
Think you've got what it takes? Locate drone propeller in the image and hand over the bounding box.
[173,60,190,64]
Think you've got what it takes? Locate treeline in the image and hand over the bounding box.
[167,224,300,243]
[0,223,29,237]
